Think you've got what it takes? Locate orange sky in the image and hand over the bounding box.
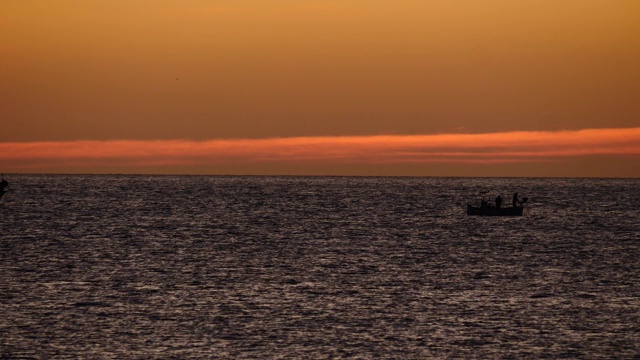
[1,1,639,176]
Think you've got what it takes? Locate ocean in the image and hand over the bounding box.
[1,175,639,358]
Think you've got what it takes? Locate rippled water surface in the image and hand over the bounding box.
[1,175,639,358]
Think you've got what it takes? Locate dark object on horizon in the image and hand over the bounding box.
[467,192,527,216]
[0,174,8,200]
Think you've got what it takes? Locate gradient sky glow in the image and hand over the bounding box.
[2,1,639,176]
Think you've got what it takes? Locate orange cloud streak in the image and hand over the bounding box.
[1,128,639,171]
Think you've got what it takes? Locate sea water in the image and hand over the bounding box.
[1,175,639,358]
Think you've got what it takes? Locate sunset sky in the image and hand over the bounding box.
[2,0,639,177]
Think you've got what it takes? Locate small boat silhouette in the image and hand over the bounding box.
[467,192,527,216]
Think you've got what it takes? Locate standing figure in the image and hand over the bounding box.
[495,195,503,209]
[512,192,519,207]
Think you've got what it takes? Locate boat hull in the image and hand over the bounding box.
[467,204,523,216]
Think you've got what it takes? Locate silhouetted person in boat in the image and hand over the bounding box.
[0,174,7,190]
[495,195,503,209]
[512,193,519,207]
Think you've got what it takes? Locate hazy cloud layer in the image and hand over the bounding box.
[2,128,639,174]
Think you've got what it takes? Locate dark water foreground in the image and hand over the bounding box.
[1,175,639,358]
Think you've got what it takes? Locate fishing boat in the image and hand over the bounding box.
[467,203,523,216]
[467,192,527,216]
